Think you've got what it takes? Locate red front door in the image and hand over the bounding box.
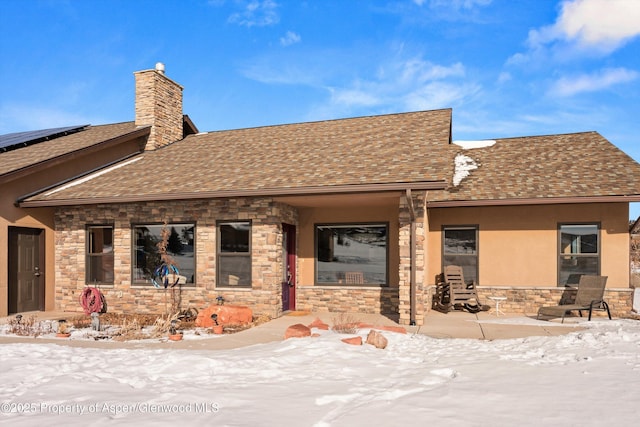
[282,224,296,311]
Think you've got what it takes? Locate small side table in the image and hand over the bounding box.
[489,296,507,316]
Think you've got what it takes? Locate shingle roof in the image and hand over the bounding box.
[430,131,640,202]
[18,110,640,206]
[24,109,454,203]
[0,122,144,177]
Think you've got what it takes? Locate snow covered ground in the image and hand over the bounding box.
[1,319,639,426]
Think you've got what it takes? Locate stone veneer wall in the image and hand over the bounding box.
[55,198,297,318]
[425,285,633,317]
[295,286,399,315]
[134,68,183,151]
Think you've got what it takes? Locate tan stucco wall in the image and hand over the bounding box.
[0,185,56,316]
[426,202,630,288]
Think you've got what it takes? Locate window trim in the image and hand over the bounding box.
[557,222,601,286]
[216,220,252,288]
[131,222,196,287]
[442,225,479,285]
[313,222,390,287]
[86,224,115,287]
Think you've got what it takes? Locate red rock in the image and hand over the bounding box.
[308,317,329,330]
[284,323,311,339]
[195,305,253,328]
[365,330,388,349]
[341,336,363,346]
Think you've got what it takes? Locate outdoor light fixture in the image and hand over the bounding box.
[169,319,178,335]
[15,314,22,323]
[211,313,219,326]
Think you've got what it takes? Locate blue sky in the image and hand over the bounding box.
[1,0,639,219]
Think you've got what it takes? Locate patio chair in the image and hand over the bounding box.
[345,272,365,284]
[537,275,611,323]
[434,265,489,313]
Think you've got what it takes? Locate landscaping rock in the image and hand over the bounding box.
[341,336,363,346]
[308,317,329,330]
[195,305,253,328]
[365,330,388,349]
[284,323,311,339]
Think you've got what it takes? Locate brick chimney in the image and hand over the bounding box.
[134,63,184,151]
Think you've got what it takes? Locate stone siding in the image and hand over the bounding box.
[55,198,297,318]
[296,286,399,315]
[426,285,633,317]
[134,68,183,151]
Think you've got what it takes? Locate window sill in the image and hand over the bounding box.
[301,284,390,289]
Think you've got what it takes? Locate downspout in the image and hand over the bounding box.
[406,189,416,326]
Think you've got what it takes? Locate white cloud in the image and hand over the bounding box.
[497,71,511,83]
[280,31,301,47]
[327,59,476,112]
[529,0,640,53]
[549,67,639,97]
[228,0,279,27]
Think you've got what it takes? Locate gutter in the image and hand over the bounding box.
[406,189,417,326]
[427,195,640,208]
[18,180,447,208]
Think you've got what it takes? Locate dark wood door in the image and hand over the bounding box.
[281,223,296,311]
[8,227,44,313]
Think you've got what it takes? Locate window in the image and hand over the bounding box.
[217,221,251,287]
[87,226,114,285]
[133,223,195,285]
[315,224,388,286]
[443,226,478,285]
[558,224,600,286]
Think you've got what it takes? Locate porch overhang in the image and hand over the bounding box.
[18,180,447,208]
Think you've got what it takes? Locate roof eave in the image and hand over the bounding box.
[18,180,447,208]
[427,195,640,208]
[0,126,151,185]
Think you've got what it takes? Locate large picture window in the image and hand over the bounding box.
[443,226,478,285]
[87,225,114,285]
[133,223,195,285]
[558,224,600,286]
[217,221,251,287]
[315,224,388,286]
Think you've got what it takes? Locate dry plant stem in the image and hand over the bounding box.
[331,313,360,334]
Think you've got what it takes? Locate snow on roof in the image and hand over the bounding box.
[453,153,478,186]
[452,140,496,149]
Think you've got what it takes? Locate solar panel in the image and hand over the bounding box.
[0,125,89,152]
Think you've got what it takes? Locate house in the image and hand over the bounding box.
[6,64,640,325]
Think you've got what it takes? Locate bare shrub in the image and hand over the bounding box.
[331,313,360,334]
[6,315,55,337]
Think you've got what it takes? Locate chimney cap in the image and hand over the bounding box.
[155,62,165,74]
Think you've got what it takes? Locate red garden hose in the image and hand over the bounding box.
[79,287,105,315]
